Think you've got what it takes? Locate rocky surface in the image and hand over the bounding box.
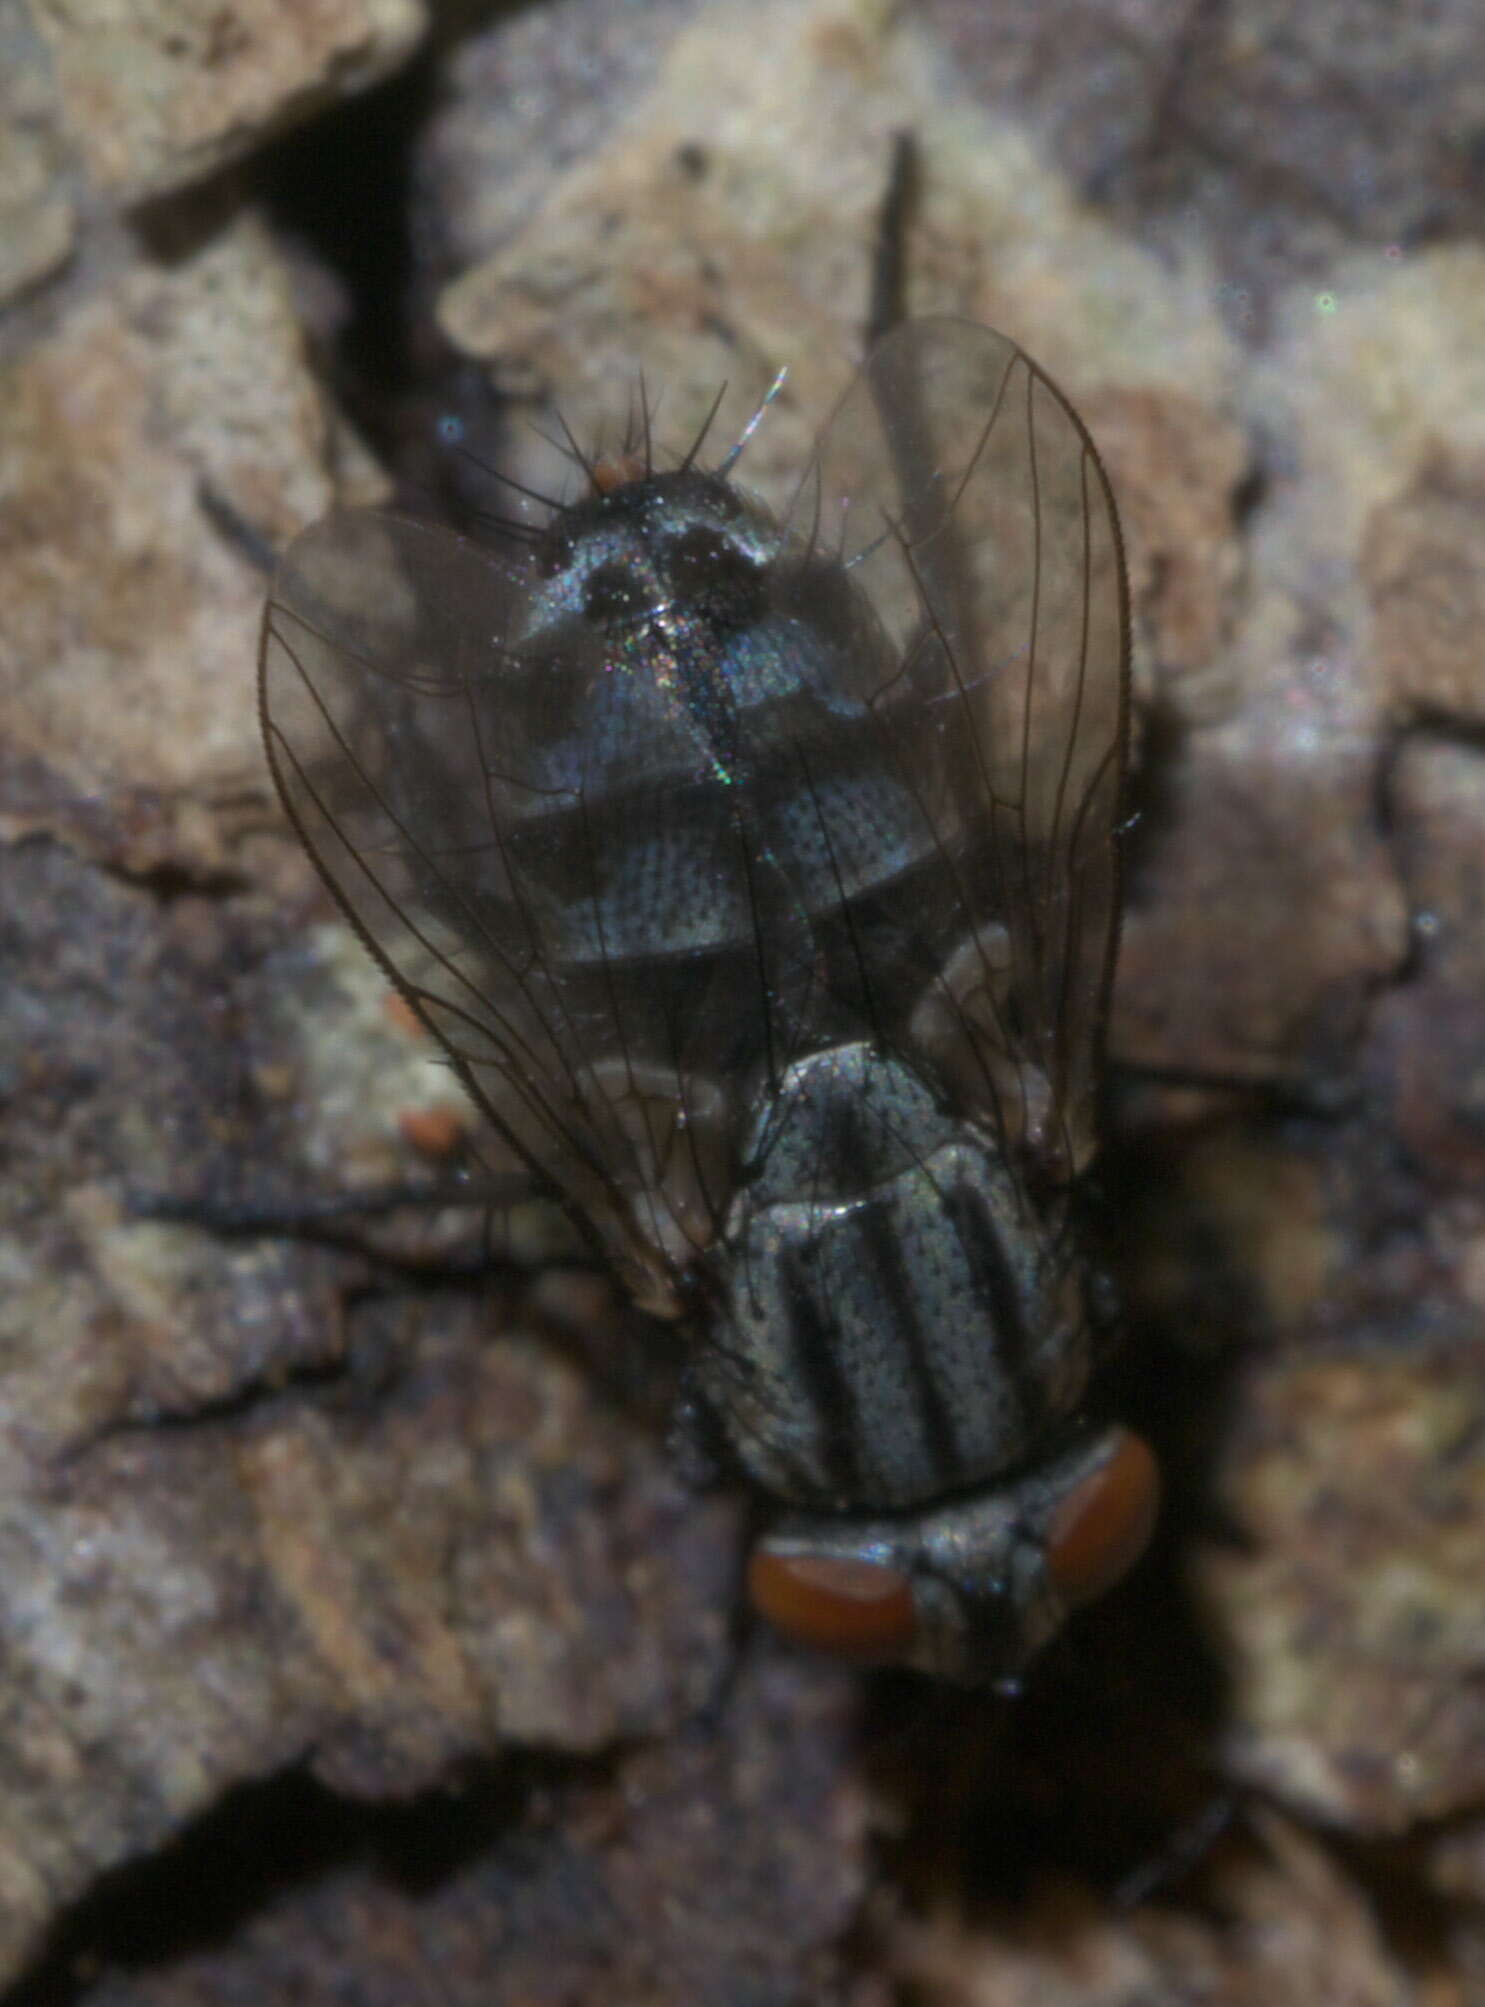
[28,0,426,206]
[2,0,1482,2000]
[0,0,76,307]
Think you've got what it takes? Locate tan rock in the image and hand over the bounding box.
[30,0,425,205]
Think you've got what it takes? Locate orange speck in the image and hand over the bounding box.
[397,1104,467,1160]
[383,991,425,1039]
[591,453,647,494]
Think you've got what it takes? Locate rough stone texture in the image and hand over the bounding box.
[1373,735,1485,1195]
[434,0,1231,477]
[1112,695,1408,1085]
[0,211,383,878]
[917,0,1485,314]
[418,0,699,279]
[1116,733,1485,1835]
[0,839,738,1984]
[4,0,1485,2000]
[888,1813,1413,2007]
[0,0,77,305]
[1365,444,1485,728]
[1204,1348,1484,1831]
[1079,384,1249,707]
[28,0,427,206]
[47,1653,871,2007]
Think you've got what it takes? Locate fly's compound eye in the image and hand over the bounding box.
[746,1550,918,1662]
[746,1427,1159,1677]
[1044,1428,1160,1608]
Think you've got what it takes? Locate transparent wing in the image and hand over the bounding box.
[785,317,1130,1180]
[260,503,888,1312]
[260,319,1128,1321]
[261,512,715,1309]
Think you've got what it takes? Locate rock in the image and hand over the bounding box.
[28,0,425,206]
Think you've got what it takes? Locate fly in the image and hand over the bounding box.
[259,316,1154,1682]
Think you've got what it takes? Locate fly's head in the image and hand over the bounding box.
[747,1426,1160,1683]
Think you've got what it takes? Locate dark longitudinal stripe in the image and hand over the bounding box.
[941,1182,1039,1438]
[851,1186,963,1491]
[821,1089,961,1491]
[675,639,746,773]
[779,1245,860,1498]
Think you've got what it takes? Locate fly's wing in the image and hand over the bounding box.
[787,318,1129,1181]
[260,511,734,1312]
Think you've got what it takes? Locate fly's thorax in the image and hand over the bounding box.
[746,1426,1160,1683]
[703,1043,1092,1513]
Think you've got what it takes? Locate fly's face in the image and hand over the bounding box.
[260,318,1153,1683]
[746,1427,1160,1683]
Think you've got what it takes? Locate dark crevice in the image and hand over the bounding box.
[120,1175,589,1294]
[5,1752,601,2007]
[243,6,522,492]
[1117,699,1188,888]
[97,855,258,902]
[254,58,438,462]
[1390,712,1485,763]
[1228,455,1269,528]
[62,1349,358,1460]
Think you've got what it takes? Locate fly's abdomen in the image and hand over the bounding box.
[708,1045,1093,1510]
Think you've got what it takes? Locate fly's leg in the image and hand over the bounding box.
[125,1168,584,1278]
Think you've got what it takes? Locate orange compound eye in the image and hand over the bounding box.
[1046,1429,1160,1608]
[747,1550,918,1661]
